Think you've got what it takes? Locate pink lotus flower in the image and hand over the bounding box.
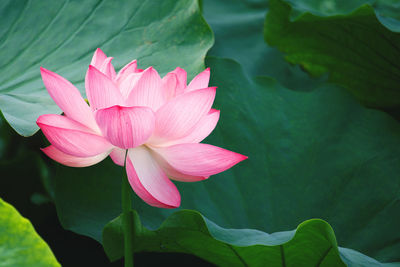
[37,48,247,208]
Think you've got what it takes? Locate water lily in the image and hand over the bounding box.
[37,48,247,208]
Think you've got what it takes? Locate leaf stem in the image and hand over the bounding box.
[122,150,134,267]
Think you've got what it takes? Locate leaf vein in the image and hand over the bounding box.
[0,0,69,70]
[316,245,332,267]
[227,244,248,267]
[0,0,31,47]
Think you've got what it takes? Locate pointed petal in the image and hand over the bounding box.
[37,114,113,157]
[125,67,165,111]
[152,143,247,177]
[41,145,109,167]
[150,148,207,182]
[99,57,116,80]
[40,67,98,131]
[170,67,187,95]
[162,72,177,100]
[150,87,216,144]
[161,109,220,146]
[126,146,180,208]
[90,48,107,69]
[110,147,126,166]
[118,72,142,99]
[86,65,124,111]
[186,68,210,92]
[95,105,155,149]
[116,59,138,84]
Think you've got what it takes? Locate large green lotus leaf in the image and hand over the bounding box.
[0,0,213,136]
[264,0,400,109]
[202,0,400,91]
[202,0,323,90]
[0,198,59,266]
[283,0,400,33]
[102,210,400,266]
[51,57,400,262]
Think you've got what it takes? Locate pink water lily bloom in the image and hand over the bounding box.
[37,48,247,208]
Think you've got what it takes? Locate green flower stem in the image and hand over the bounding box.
[122,151,134,267]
